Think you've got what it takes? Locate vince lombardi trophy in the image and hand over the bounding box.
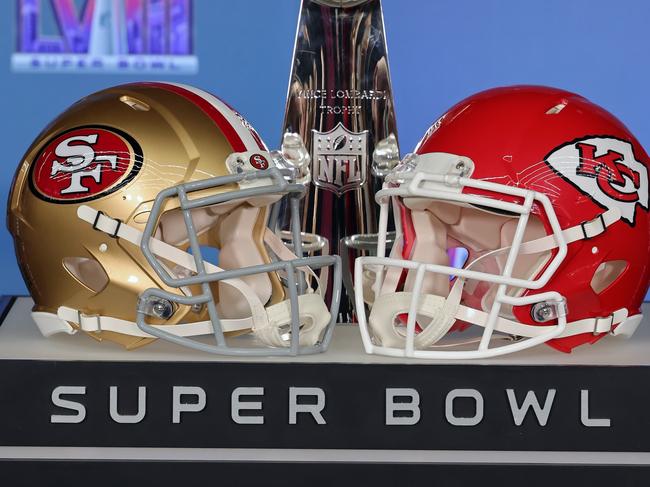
[280,0,399,321]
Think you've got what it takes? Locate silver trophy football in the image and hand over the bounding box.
[278,0,399,321]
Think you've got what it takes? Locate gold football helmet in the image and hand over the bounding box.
[8,82,341,355]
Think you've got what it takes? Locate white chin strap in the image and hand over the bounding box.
[31,206,331,348]
[370,275,464,348]
[370,289,639,349]
[369,207,642,350]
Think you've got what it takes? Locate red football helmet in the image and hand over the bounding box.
[355,85,650,358]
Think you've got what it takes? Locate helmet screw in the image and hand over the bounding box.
[151,299,174,320]
[532,302,554,322]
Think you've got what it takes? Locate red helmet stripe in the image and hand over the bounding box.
[141,82,249,152]
[213,94,268,150]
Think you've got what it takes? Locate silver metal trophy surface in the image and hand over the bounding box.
[280,0,399,320]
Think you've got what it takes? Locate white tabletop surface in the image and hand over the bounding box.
[0,297,648,365]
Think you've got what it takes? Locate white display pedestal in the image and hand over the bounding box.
[0,297,648,486]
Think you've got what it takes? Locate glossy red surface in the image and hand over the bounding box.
[412,86,650,352]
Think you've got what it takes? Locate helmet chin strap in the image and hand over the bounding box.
[369,276,465,348]
[31,205,331,348]
[368,206,640,350]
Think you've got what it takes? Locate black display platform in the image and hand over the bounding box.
[0,297,648,485]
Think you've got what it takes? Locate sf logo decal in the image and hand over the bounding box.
[249,153,269,170]
[30,127,142,203]
[545,136,649,225]
[50,134,119,194]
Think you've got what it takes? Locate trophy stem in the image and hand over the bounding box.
[281,0,399,321]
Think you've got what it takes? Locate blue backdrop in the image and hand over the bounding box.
[2,0,649,294]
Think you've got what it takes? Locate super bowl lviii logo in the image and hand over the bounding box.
[13,0,197,73]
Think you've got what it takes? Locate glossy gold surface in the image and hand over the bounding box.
[8,84,266,349]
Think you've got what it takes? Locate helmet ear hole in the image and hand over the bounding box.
[591,260,628,294]
[63,257,109,293]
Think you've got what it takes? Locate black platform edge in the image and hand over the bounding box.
[0,461,648,487]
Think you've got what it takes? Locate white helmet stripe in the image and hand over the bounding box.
[168,82,267,151]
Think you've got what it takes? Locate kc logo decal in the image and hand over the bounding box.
[545,136,649,225]
[30,127,142,203]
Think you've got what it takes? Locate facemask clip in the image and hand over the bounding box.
[138,296,175,320]
[531,299,568,323]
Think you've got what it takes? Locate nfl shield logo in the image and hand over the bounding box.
[312,123,368,195]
